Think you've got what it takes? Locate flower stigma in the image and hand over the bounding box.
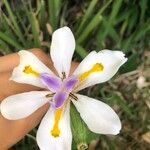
[23,65,40,77]
[51,107,63,137]
[79,63,104,81]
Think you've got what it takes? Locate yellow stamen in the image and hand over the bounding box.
[51,108,63,137]
[23,65,40,77]
[79,63,104,81]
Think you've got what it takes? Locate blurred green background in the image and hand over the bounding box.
[0,0,150,149]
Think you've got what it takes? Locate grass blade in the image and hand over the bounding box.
[77,15,102,44]
[3,0,26,45]
[22,1,41,47]
[38,0,46,31]
[75,44,87,58]
[76,0,98,35]
[0,32,22,49]
[48,0,61,31]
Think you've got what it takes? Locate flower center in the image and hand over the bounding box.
[22,66,79,138]
[79,63,104,81]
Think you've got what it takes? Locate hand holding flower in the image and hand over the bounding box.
[0,48,78,149]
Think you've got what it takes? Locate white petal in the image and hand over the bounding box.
[72,94,121,135]
[0,91,50,120]
[73,50,127,91]
[10,50,54,88]
[36,104,72,150]
[50,27,75,78]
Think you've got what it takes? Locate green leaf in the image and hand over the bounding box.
[77,15,102,44]
[119,53,140,73]
[97,0,123,43]
[76,0,112,44]
[38,0,46,31]
[75,44,87,59]
[139,0,148,22]
[48,0,61,31]
[70,103,88,150]
[0,32,22,49]
[3,0,26,45]
[70,102,99,150]
[22,1,41,47]
[76,0,98,36]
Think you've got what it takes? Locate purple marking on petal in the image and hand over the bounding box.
[54,91,68,108]
[40,73,62,92]
[63,76,78,92]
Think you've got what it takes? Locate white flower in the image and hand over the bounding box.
[0,27,127,150]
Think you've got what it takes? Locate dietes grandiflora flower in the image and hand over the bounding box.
[0,27,127,150]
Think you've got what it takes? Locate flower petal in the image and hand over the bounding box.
[10,50,54,88]
[50,27,75,78]
[72,94,121,135]
[73,50,127,91]
[36,104,72,150]
[40,73,62,92]
[53,91,68,108]
[63,76,78,92]
[0,91,50,120]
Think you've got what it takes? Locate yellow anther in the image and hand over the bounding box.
[23,65,40,77]
[79,63,104,81]
[51,108,63,137]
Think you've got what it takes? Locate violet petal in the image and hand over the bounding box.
[54,91,68,108]
[40,73,62,92]
[63,76,78,92]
